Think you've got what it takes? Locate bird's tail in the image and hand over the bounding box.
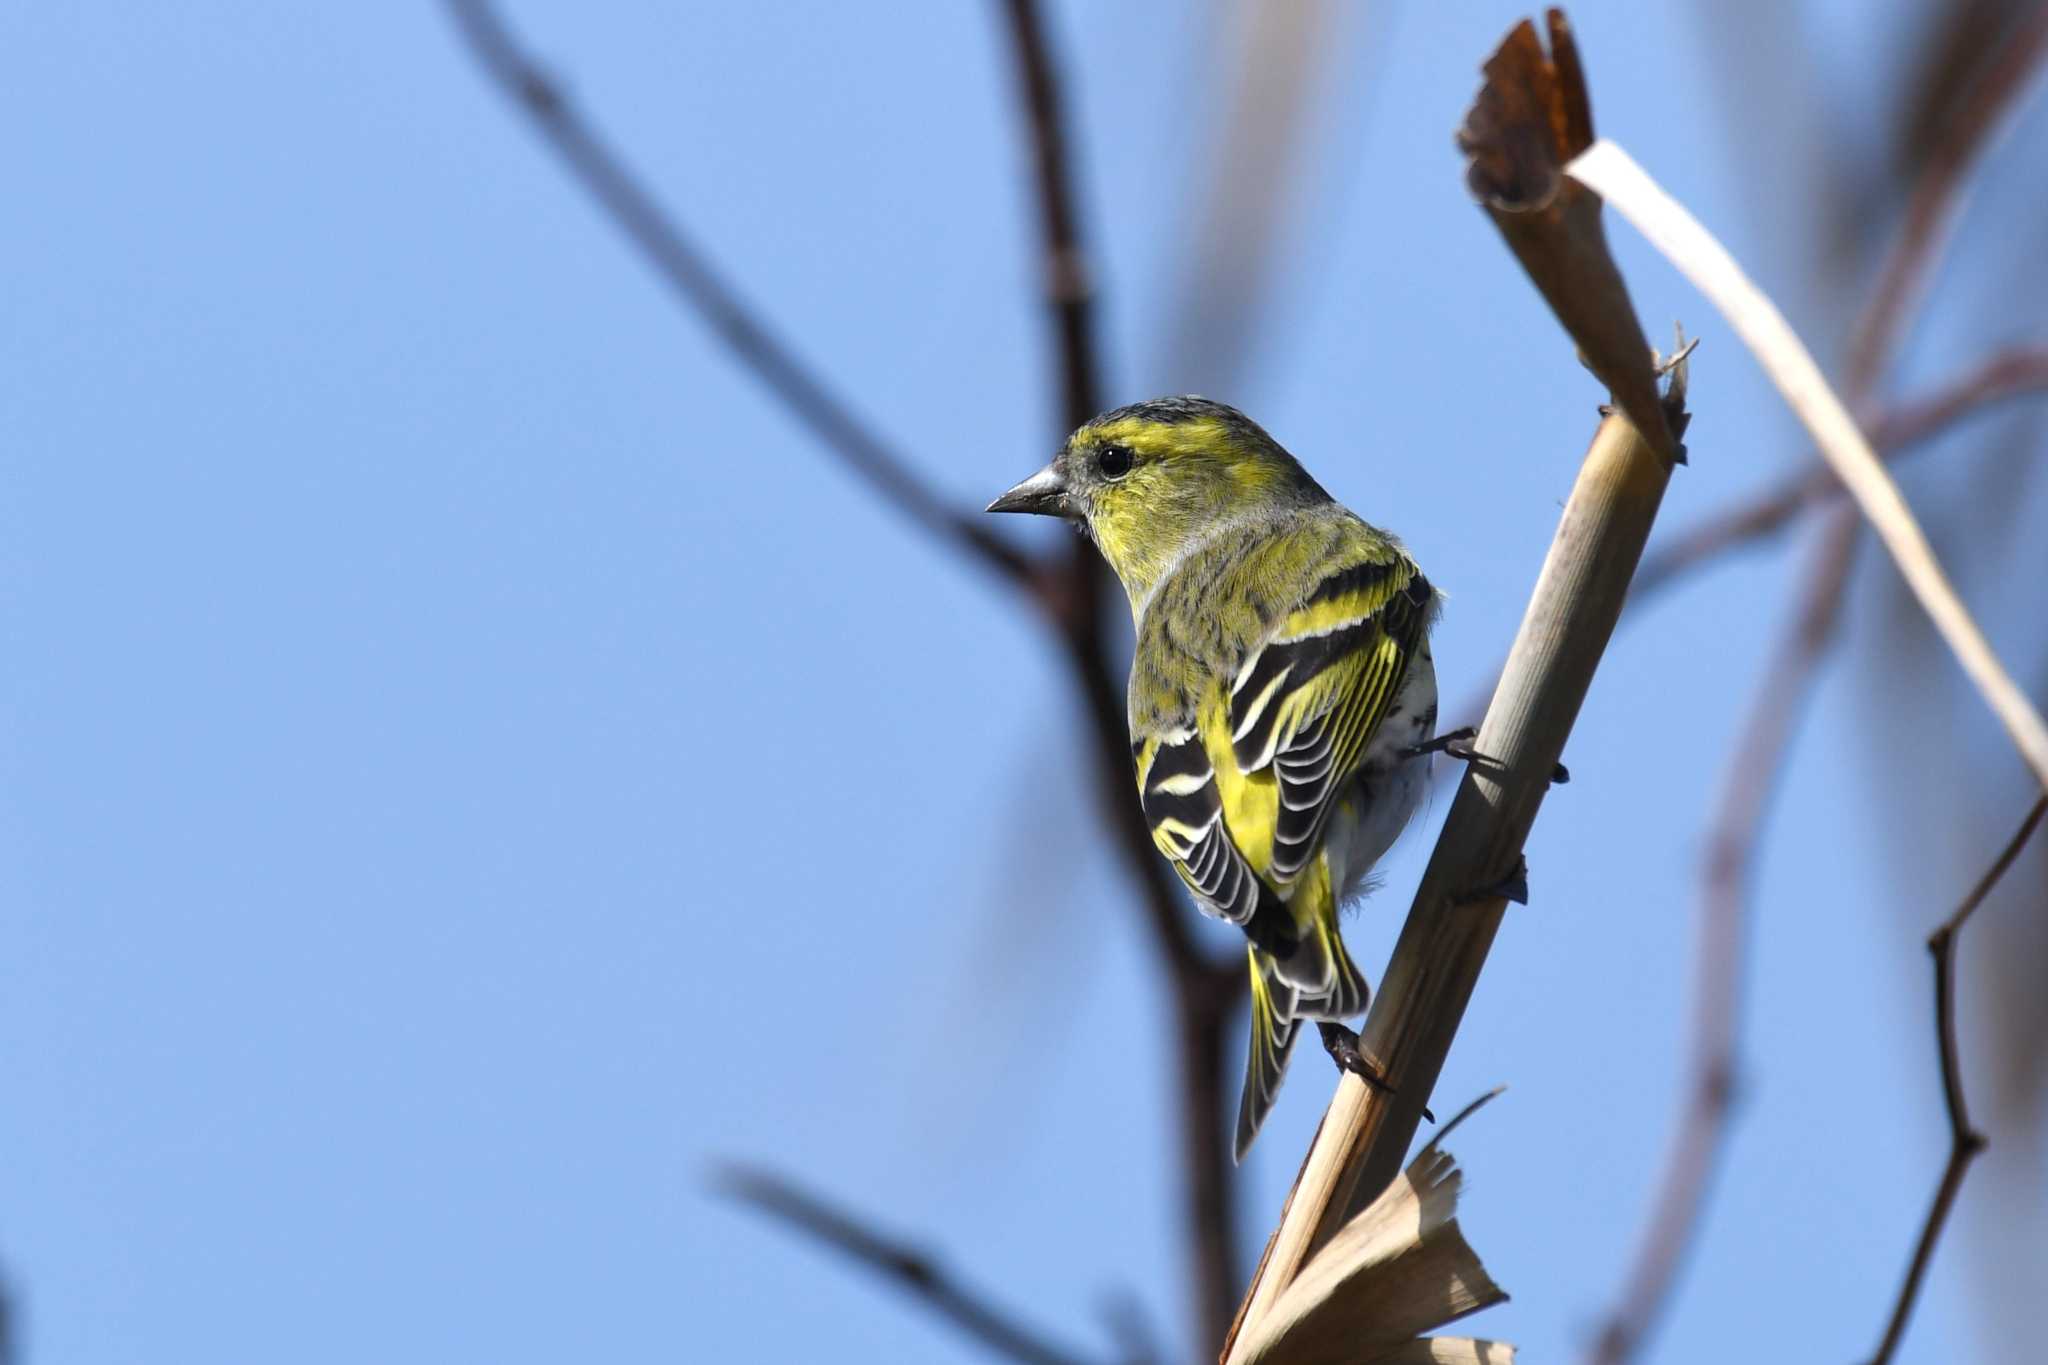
[1236,945,1299,1162]
[1235,871,1371,1160]
[1275,907,1369,1022]
[1265,863,1369,1023]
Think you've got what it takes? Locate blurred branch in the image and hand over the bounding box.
[988,0,1199,975]
[1226,16,1688,1356]
[452,0,1250,1351]
[1442,343,2048,739]
[996,0,1102,432]
[715,1164,1119,1365]
[1841,5,2048,399]
[1865,794,2048,1365]
[1572,136,2048,790]
[994,2,1246,1352]
[1582,17,2048,1359]
[1897,0,2036,173]
[1161,2,1340,395]
[441,0,1034,586]
[1632,346,2048,607]
[1586,503,1858,1365]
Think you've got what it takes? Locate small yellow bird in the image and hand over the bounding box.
[990,397,1442,1158]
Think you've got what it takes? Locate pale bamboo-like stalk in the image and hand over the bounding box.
[1567,138,2048,795]
[1225,395,1683,1359]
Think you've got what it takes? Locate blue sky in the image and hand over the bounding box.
[3,3,2043,1362]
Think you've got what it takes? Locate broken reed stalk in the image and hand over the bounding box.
[1223,13,1684,1358]
[1226,402,1683,1360]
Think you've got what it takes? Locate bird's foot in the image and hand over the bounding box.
[1454,854,1530,907]
[1315,1022,1433,1122]
[1406,726,1569,785]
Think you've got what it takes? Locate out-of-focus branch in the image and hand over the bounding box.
[1581,18,2048,1359]
[442,0,1033,586]
[1586,503,1859,1365]
[1573,136,2048,789]
[991,0,1205,982]
[1841,6,2048,399]
[1865,794,2047,1365]
[1877,345,2048,448]
[994,3,1246,1352]
[1441,343,2048,739]
[1225,16,1688,1356]
[1161,2,1342,397]
[715,1165,1121,1365]
[450,2,1247,1351]
[1632,346,2048,606]
[996,0,1102,433]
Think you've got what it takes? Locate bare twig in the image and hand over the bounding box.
[1582,19,2048,1358]
[442,0,1033,586]
[1865,794,2048,1365]
[715,1165,1113,1365]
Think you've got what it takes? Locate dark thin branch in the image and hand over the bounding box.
[1866,794,2048,1365]
[442,0,1033,586]
[715,1165,1114,1365]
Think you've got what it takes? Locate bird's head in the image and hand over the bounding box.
[987,396,1324,601]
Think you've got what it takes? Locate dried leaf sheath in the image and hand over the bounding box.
[1236,1128,1512,1365]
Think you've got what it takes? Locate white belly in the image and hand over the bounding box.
[1322,640,1437,904]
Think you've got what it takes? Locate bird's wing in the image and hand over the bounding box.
[1133,544,1431,918]
[1224,552,1434,885]
[1133,723,1264,925]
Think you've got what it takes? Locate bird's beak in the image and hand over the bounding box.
[986,462,1072,517]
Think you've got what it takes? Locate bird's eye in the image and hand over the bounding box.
[1098,444,1134,480]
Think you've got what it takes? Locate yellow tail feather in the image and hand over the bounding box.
[1236,946,1300,1162]
[1266,862,1370,1022]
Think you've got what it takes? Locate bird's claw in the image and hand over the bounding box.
[1455,854,1530,907]
[1406,726,1568,785]
[1315,1022,1434,1122]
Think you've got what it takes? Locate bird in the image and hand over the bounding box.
[989,396,1441,1160]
